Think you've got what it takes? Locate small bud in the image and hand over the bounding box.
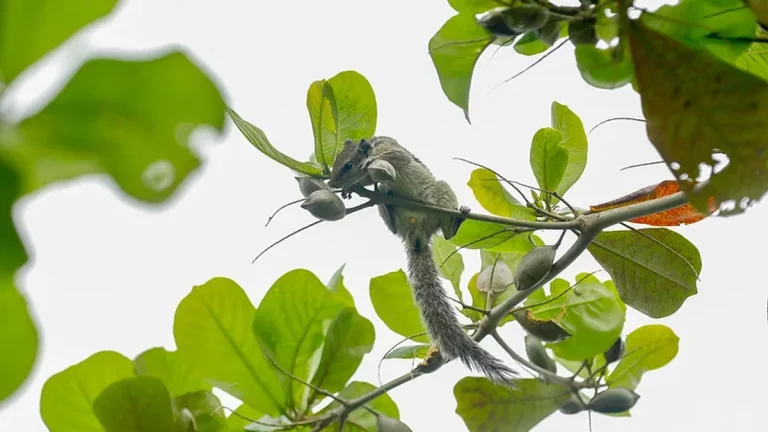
[603,337,625,365]
[524,334,557,373]
[476,261,514,293]
[301,190,346,221]
[296,176,331,198]
[367,159,397,183]
[558,394,585,415]
[514,246,556,291]
[587,388,640,414]
[376,415,414,432]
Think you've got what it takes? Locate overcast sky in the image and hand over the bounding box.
[2,0,767,431]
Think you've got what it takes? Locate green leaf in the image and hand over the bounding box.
[40,351,134,432]
[467,168,536,219]
[587,228,701,318]
[133,347,210,398]
[553,354,606,379]
[514,32,550,56]
[733,37,768,81]
[93,376,173,432]
[173,277,284,417]
[549,101,588,197]
[0,0,118,85]
[326,264,355,308]
[383,344,431,360]
[308,308,375,407]
[529,127,568,199]
[0,149,28,278]
[369,270,428,343]
[172,391,228,432]
[0,281,38,403]
[448,0,500,13]
[10,52,227,202]
[318,381,400,431]
[429,14,493,121]
[253,269,345,411]
[575,45,634,89]
[308,71,377,169]
[640,0,756,61]
[450,219,537,253]
[530,274,626,361]
[432,235,466,301]
[454,377,570,432]
[607,324,679,390]
[228,106,324,177]
[596,7,619,43]
[225,404,263,431]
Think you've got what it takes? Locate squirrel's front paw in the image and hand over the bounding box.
[340,189,353,200]
[459,205,471,214]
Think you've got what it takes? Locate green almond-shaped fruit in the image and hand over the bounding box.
[477,261,514,293]
[603,337,625,364]
[559,394,585,415]
[296,176,331,198]
[524,334,557,373]
[587,388,640,413]
[368,159,397,183]
[502,4,550,33]
[538,19,561,46]
[514,246,556,291]
[568,18,598,46]
[478,8,524,38]
[377,415,414,432]
[512,309,571,343]
[301,189,346,221]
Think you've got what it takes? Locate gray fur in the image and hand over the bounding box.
[330,136,517,385]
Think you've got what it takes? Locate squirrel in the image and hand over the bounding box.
[328,136,517,385]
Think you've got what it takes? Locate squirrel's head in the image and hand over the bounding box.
[328,138,372,189]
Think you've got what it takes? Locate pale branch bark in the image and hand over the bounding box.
[314,187,692,426]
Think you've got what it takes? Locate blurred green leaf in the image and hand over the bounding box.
[0,281,38,403]
[454,377,570,432]
[467,168,536,219]
[253,269,345,411]
[530,274,626,361]
[308,308,375,408]
[133,347,210,398]
[40,351,134,431]
[448,0,499,13]
[640,0,756,61]
[529,127,568,201]
[10,52,226,202]
[587,228,701,318]
[369,270,428,343]
[0,0,118,85]
[733,38,768,81]
[173,277,284,417]
[326,264,356,308]
[450,220,537,253]
[432,235,466,301]
[318,381,399,431]
[575,45,633,89]
[228,106,324,177]
[383,344,431,360]
[607,324,679,390]
[0,162,27,277]
[307,71,377,169]
[172,391,228,432]
[429,14,493,121]
[549,102,588,198]
[93,376,173,432]
[226,404,263,431]
[553,354,606,380]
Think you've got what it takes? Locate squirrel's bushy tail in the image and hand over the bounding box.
[406,240,518,385]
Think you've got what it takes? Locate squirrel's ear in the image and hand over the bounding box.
[343,139,355,149]
[359,139,372,155]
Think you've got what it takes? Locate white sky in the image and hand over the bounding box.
[2,0,767,430]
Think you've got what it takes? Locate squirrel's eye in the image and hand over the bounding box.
[343,162,353,171]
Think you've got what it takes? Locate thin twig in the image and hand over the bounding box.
[588,117,646,135]
[491,331,578,390]
[453,157,531,206]
[489,38,571,93]
[265,198,306,227]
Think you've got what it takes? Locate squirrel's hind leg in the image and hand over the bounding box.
[434,180,467,240]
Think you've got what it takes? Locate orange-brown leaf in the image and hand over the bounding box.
[590,180,715,226]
